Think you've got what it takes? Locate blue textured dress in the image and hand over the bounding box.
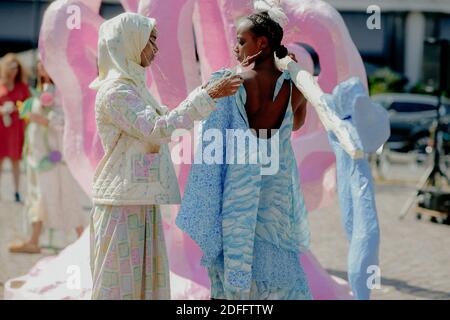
[177,70,312,300]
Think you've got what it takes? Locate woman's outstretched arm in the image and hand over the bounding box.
[275,55,363,158]
[100,75,243,144]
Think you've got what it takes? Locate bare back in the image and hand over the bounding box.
[241,69,307,135]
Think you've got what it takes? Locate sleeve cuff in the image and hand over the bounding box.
[191,87,216,117]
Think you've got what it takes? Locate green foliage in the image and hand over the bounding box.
[368,67,408,95]
[411,82,450,98]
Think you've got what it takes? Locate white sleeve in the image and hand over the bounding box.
[102,84,216,144]
[279,56,363,159]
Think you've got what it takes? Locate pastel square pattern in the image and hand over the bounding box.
[122,275,133,294]
[91,205,170,299]
[118,242,130,258]
[127,214,139,229]
[131,154,160,183]
[120,259,132,274]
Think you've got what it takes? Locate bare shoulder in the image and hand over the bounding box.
[240,70,258,88]
[240,70,260,114]
[240,71,258,94]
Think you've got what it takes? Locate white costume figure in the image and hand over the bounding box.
[9,83,88,254]
[27,84,88,230]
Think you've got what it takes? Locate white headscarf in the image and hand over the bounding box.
[90,12,155,90]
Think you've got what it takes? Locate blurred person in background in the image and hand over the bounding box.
[0,53,30,202]
[9,61,87,254]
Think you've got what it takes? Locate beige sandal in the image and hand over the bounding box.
[9,242,41,254]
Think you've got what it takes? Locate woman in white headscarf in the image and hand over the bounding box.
[89,12,242,300]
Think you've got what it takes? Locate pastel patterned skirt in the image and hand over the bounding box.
[90,205,170,300]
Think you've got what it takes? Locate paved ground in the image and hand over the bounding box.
[311,153,450,300]
[1,154,449,300]
[0,161,89,300]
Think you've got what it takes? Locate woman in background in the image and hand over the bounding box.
[0,53,30,202]
[9,61,88,254]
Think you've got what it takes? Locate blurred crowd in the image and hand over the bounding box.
[0,53,88,254]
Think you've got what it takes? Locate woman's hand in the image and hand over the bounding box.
[29,113,49,126]
[240,50,262,68]
[205,74,244,99]
[274,53,296,72]
[288,52,298,62]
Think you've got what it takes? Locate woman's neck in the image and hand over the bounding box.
[253,53,278,74]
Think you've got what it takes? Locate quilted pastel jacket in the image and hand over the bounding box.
[92,78,216,205]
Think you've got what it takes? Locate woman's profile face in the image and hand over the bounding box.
[234,19,260,63]
[140,27,158,67]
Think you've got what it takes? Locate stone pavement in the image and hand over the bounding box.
[0,155,449,300]
[311,154,450,300]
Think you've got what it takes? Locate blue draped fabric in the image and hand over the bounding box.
[322,77,388,299]
[177,70,311,299]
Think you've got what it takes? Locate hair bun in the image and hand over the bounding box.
[275,45,288,59]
